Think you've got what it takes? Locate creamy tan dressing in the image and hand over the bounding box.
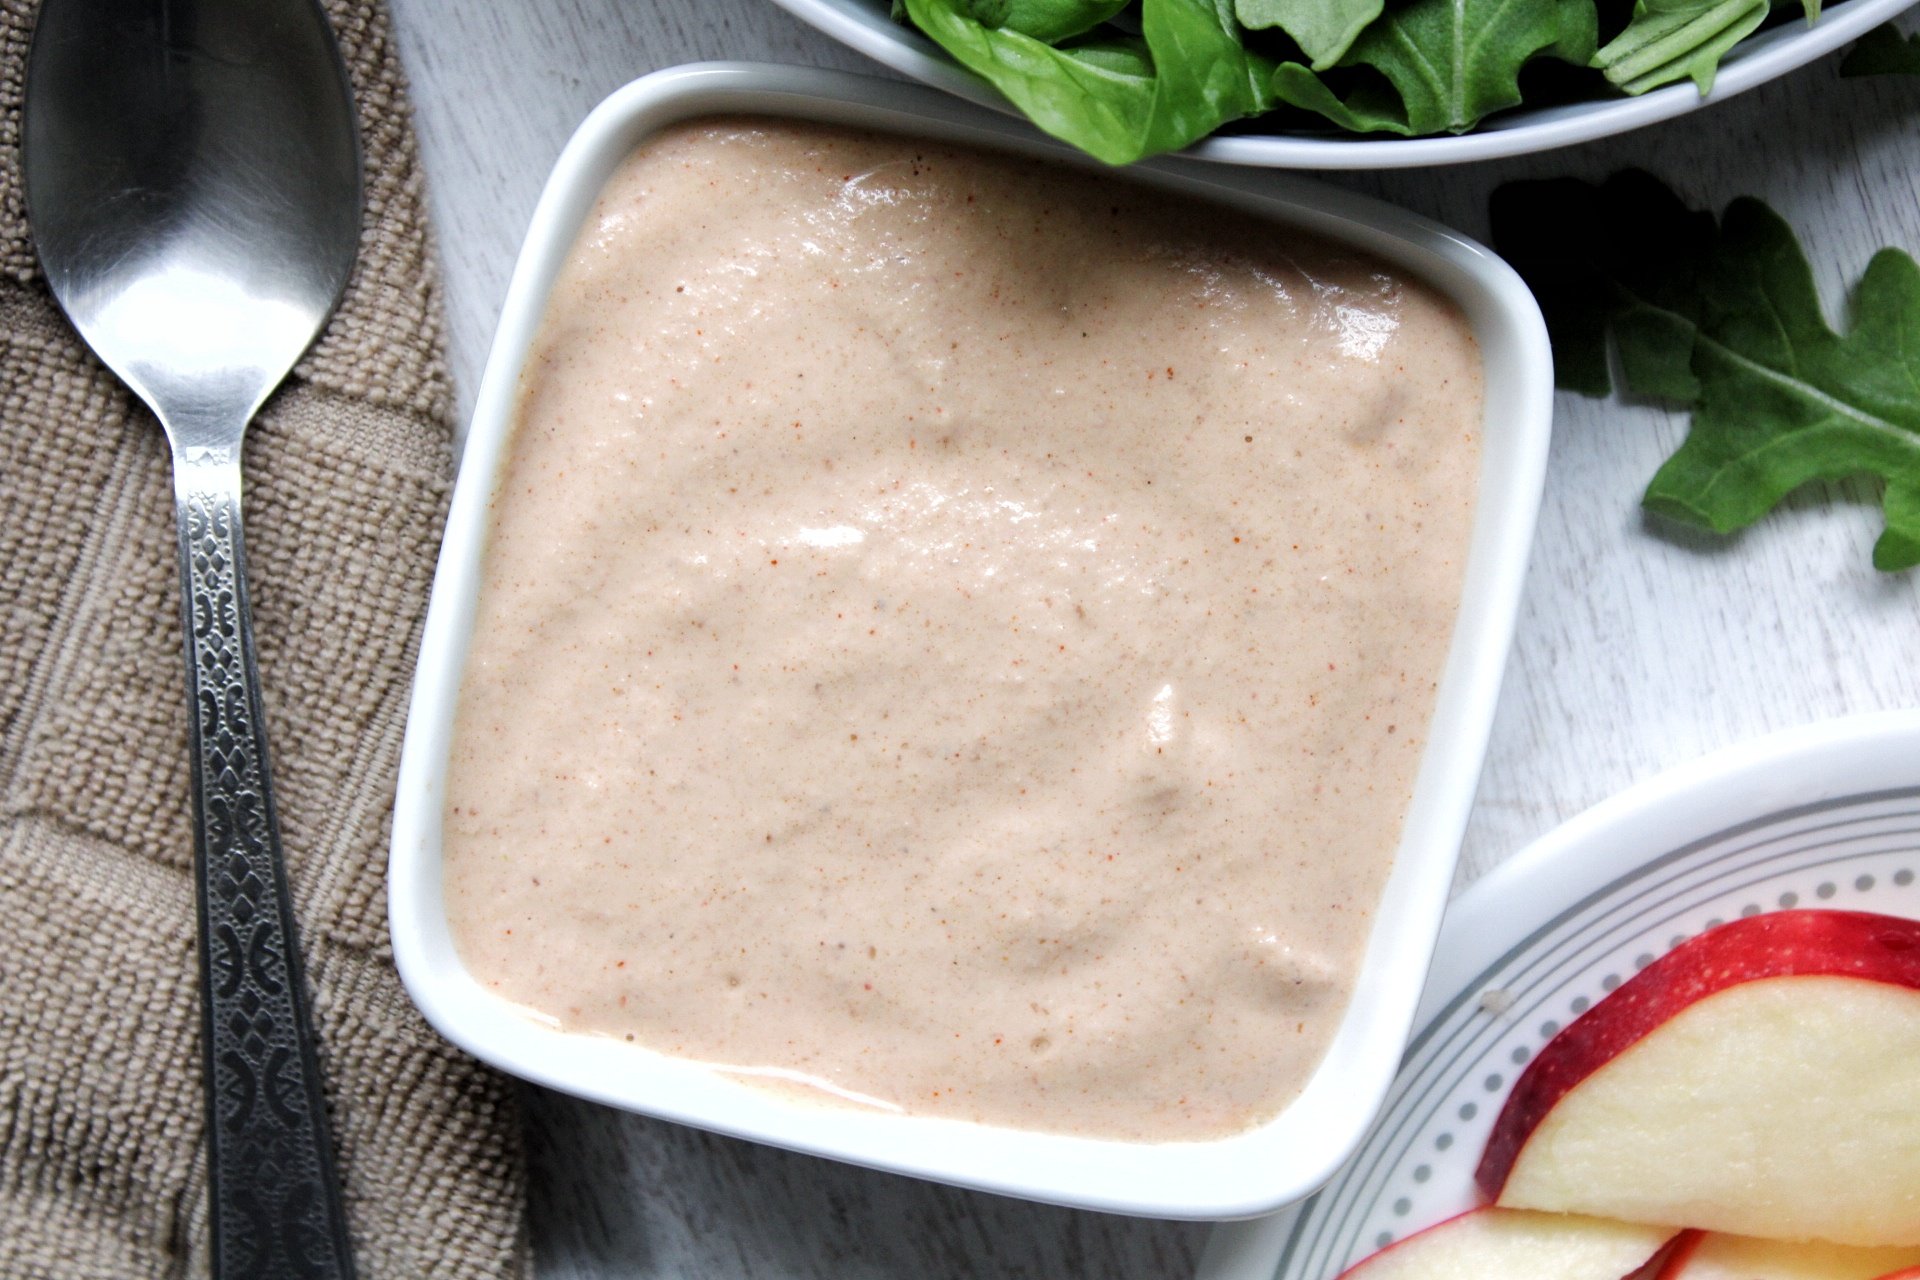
[443,120,1483,1140]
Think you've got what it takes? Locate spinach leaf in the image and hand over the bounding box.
[1235,0,1382,68]
[1592,0,1772,94]
[1494,172,1920,571]
[900,0,1274,164]
[1270,0,1599,136]
[1840,21,1920,76]
[891,0,1843,152]
[947,0,1133,43]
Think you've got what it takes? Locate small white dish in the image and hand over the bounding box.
[768,0,1916,169]
[1199,710,1920,1276]
[388,61,1552,1219]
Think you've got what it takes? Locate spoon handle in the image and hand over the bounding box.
[174,449,357,1280]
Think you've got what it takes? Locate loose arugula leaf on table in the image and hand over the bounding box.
[899,0,1273,164]
[1491,170,1717,397]
[1493,172,1920,571]
[1269,0,1599,136]
[1593,0,1774,95]
[1234,0,1382,69]
[1840,21,1920,76]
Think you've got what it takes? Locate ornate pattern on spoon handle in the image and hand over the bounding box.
[175,451,356,1280]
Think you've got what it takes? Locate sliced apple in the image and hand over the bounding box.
[1334,1206,1676,1280]
[1656,1231,1920,1279]
[1476,910,1920,1247]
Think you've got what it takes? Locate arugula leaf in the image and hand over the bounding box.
[1493,172,1920,571]
[1235,0,1383,68]
[1840,21,1920,76]
[1592,0,1772,95]
[1651,203,1920,569]
[1269,0,1599,136]
[900,0,1273,164]
[1490,170,1717,397]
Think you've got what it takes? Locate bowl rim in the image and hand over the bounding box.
[387,60,1553,1219]
[765,0,1918,169]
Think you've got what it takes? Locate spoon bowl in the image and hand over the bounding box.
[25,0,358,424]
[23,2,362,1276]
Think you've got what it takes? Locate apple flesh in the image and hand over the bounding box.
[1656,1231,1920,1280]
[1334,1206,1675,1280]
[1476,910,1920,1247]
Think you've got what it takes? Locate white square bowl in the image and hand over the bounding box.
[388,61,1553,1220]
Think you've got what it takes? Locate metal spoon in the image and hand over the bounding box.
[22,1,360,1275]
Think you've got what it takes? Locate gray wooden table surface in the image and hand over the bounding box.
[383,3,1920,1275]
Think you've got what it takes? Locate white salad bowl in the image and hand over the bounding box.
[768,0,1916,169]
[388,62,1552,1220]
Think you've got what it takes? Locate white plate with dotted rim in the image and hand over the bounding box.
[1198,709,1920,1280]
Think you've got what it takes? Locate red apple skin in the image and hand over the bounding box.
[1653,1232,1920,1280]
[1475,910,1920,1200]
[1651,1231,1707,1280]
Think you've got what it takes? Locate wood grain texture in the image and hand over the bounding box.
[384,1,1920,1274]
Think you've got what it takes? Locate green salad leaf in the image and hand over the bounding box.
[932,0,1133,43]
[1840,21,1920,76]
[1490,170,1717,397]
[1234,0,1382,68]
[1269,0,1598,136]
[891,0,1844,156]
[899,0,1273,164]
[1493,172,1920,571]
[1593,0,1772,95]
